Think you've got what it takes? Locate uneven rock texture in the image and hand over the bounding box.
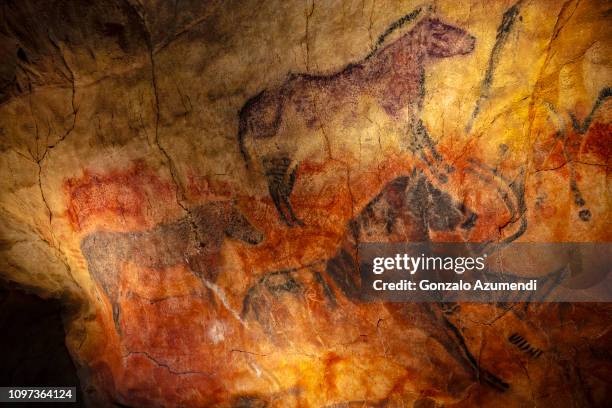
[0,0,610,406]
[0,285,85,404]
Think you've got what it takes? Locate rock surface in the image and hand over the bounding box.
[0,0,610,406]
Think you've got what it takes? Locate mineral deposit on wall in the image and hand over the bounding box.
[0,0,610,406]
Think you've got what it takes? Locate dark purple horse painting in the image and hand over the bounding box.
[237,7,476,226]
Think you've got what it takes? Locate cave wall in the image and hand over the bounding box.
[0,0,610,406]
[0,284,85,406]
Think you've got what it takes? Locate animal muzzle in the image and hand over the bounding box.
[458,34,476,55]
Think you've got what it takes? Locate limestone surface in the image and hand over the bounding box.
[0,0,610,406]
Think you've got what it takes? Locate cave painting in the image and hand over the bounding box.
[1,0,610,406]
[238,9,476,226]
[239,162,587,406]
[508,332,543,358]
[243,168,532,399]
[466,0,524,132]
[81,201,263,332]
[543,87,611,223]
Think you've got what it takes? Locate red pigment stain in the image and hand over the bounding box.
[64,160,175,232]
[236,153,411,272]
[186,171,234,200]
[323,352,343,396]
[531,131,565,170]
[579,122,611,164]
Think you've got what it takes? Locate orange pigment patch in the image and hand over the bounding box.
[323,352,343,396]
[186,170,234,201]
[64,160,177,233]
[531,130,565,171]
[84,263,240,405]
[580,122,611,165]
[235,153,412,272]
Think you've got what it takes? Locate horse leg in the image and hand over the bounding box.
[413,303,509,392]
[263,156,295,226]
[282,165,304,226]
[263,157,304,227]
[268,182,292,226]
[439,311,509,392]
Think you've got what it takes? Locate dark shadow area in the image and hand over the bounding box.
[0,283,84,407]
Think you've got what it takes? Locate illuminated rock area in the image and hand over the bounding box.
[0,0,610,406]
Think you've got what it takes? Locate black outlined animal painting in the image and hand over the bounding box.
[242,167,527,394]
[81,201,263,331]
[543,89,611,223]
[237,8,476,226]
[466,0,524,133]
